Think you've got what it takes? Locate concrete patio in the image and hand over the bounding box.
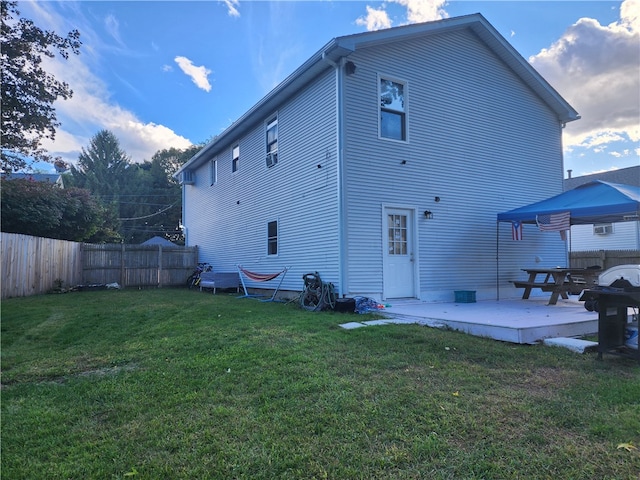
[340,295,600,344]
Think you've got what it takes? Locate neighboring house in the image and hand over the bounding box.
[176,14,579,302]
[564,166,640,251]
[2,172,65,188]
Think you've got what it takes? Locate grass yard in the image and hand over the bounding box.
[1,288,639,479]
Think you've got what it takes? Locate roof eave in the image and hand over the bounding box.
[175,39,351,178]
[176,13,579,179]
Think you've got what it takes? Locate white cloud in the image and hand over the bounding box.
[40,55,192,164]
[174,56,212,92]
[356,5,392,31]
[530,0,640,153]
[356,0,447,31]
[222,0,240,18]
[393,0,448,24]
[17,2,193,167]
[104,14,125,47]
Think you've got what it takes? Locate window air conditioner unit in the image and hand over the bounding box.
[182,170,195,185]
[266,152,278,168]
[594,224,613,235]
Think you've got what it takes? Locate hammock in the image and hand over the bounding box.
[237,265,290,302]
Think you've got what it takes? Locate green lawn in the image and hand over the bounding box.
[2,289,639,479]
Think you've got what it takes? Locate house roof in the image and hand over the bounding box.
[564,165,640,191]
[2,172,64,187]
[497,180,640,225]
[177,13,579,177]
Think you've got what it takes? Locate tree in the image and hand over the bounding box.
[0,178,120,242]
[66,131,200,243]
[1,1,81,172]
[120,145,202,244]
[151,145,202,180]
[68,130,131,199]
[67,130,132,239]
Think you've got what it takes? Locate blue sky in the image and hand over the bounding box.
[18,0,639,178]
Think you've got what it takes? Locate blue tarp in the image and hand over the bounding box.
[497,180,640,225]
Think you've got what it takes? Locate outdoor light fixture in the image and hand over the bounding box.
[424,210,433,219]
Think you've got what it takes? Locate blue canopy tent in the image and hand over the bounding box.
[497,180,640,225]
[495,181,640,299]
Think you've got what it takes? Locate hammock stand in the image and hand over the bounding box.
[237,265,290,302]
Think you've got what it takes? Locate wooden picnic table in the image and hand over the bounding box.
[513,267,600,305]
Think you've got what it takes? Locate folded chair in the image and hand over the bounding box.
[237,265,290,302]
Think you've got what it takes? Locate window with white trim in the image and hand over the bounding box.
[232,144,239,173]
[266,116,278,168]
[267,220,278,255]
[210,159,217,185]
[379,77,406,141]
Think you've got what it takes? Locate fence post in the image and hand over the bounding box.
[158,245,163,288]
[120,243,126,287]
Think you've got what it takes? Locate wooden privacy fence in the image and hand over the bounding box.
[82,243,198,288]
[570,250,640,270]
[1,233,198,299]
[2,233,83,299]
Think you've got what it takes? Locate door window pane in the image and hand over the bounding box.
[388,214,407,255]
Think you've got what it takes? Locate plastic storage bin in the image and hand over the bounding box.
[454,290,476,303]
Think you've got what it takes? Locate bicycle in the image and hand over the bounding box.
[186,262,212,289]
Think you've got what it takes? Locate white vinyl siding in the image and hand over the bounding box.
[342,28,566,300]
[183,68,339,292]
[570,222,640,250]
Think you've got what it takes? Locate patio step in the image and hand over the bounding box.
[542,337,598,353]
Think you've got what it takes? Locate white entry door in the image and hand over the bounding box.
[383,208,416,298]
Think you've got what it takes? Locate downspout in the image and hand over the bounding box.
[322,51,346,297]
[181,184,188,246]
[496,221,500,301]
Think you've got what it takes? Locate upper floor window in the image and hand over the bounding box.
[210,159,217,185]
[380,77,406,141]
[266,116,278,168]
[267,220,278,255]
[232,144,239,173]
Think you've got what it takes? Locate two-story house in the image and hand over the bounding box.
[176,13,579,302]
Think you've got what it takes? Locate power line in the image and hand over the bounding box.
[119,202,179,221]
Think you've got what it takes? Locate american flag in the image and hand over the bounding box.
[511,221,523,240]
[536,211,571,232]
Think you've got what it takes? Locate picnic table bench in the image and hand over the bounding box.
[513,268,600,305]
[199,272,240,294]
